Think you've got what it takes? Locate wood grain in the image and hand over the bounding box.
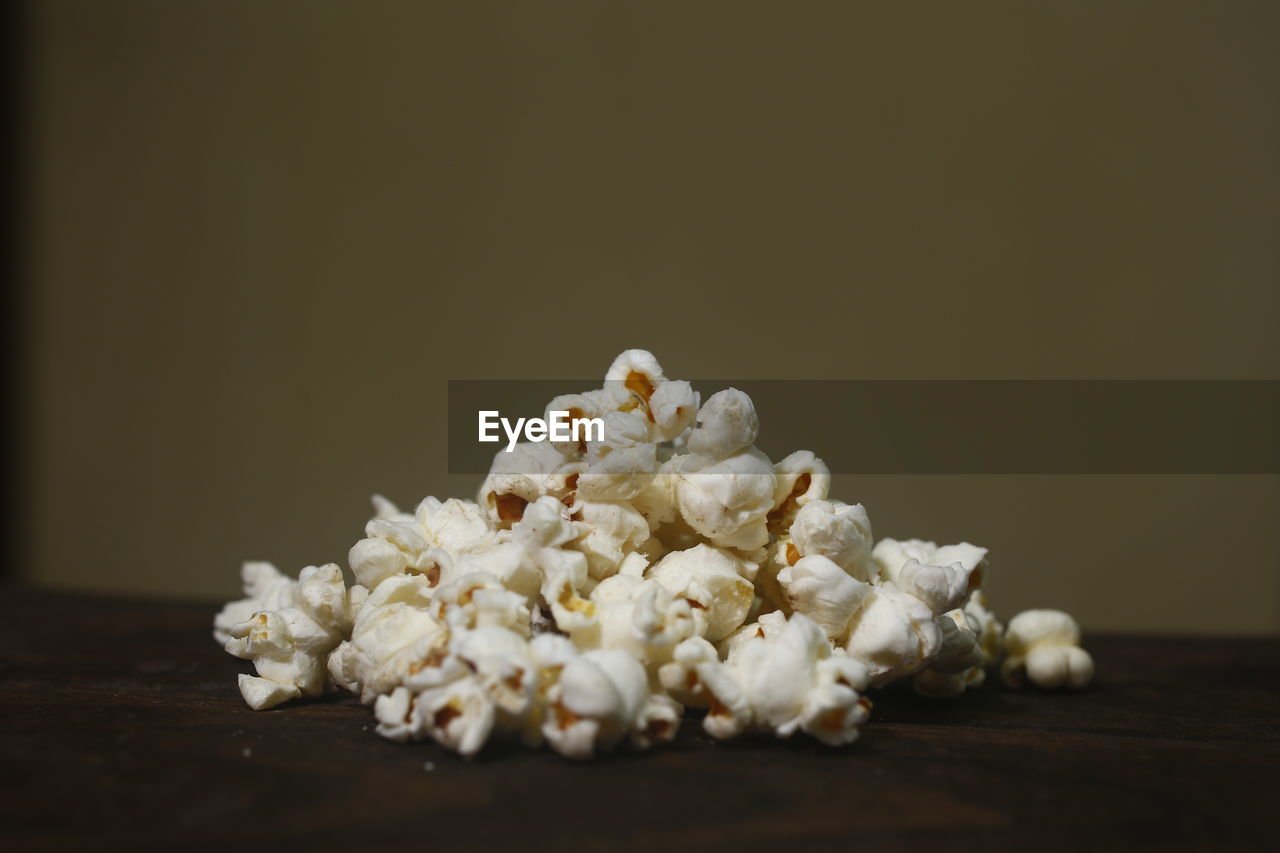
[1,589,1275,851]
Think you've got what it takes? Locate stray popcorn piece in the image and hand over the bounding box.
[1001,609,1095,690]
[214,347,1091,757]
[238,673,301,710]
[213,561,298,646]
[220,563,356,709]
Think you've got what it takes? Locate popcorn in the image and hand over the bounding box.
[1001,609,1095,690]
[567,499,651,582]
[329,573,448,703]
[542,649,654,759]
[420,498,494,555]
[577,412,657,503]
[841,583,942,687]
[602,348,667,414]
[647,379,698,443]
[776,554,871,640]
[659,636,752,739]
[582,577,697,665]
[646,544,754,642]
[727,613,871,745]
[215,348,1093,758]
[767,450,831,534]
[479,441,585,527]
[221,563,355,709]
[431,572,531,636]
[213,561,298,646]
[686,388,759,460]
[790,500,876,582]
[911,610,986,699]
[673,449,776,550]
[873,538,988,593]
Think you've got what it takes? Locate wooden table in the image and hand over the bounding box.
[1,589,1275,851]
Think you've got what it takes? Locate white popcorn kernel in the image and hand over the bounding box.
[842,584,942,687]
[544,391,606,455]
[296,563,354,637]
[348,537,407,589]
[750,537,797,616]
[617,551,649,578]
[431,572,531,637]
[326,640,359,695]
[568,500,651,582]
[715,610,787,660]
[588,573,643,607]
[602,348,667,414]
[894,559,970,615]
[370,494,413,523]
[631,693,683,749]
[767,450,831,534]
[420,498,493,555]
[452,541,542,600]
[512,494,578,549]
[729,614,869,744]
[1002,609,1094,690]
[659,636,752,739]
[449,626,538,719]
[686,388,759,460]
[873,538,988,593]
[801,655,872,746]
[480,441,586,527]
[577,412,657,503]
[513,496,591,587]
[776,554,872,640]
[389,623,547,755]
[213,561,296,645]
[541,566,598,636]
[646,544,754,642]
[790,500,876,582]
[221,562,355,708]
[414,677,497,757]
[964,589,1004,664]
[647,380,698,443]
[342,574,449,703]
[933,543,990,588]
[629,469,677,529]
[529,632,579,670]
[930,611,985,674]
[543,649,650,759]
[673,447,775,550]
[517,633,579,747]
[373,686,423,743]
[588,578,697,666]
[238,673,302,711]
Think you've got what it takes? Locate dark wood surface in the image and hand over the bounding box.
[1,588,1276,852]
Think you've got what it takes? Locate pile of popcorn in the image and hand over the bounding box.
[214,350,1094,759]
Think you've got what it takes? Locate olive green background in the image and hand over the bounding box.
[21,1,1279,632]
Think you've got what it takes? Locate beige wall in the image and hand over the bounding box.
[22,1,1280,632]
